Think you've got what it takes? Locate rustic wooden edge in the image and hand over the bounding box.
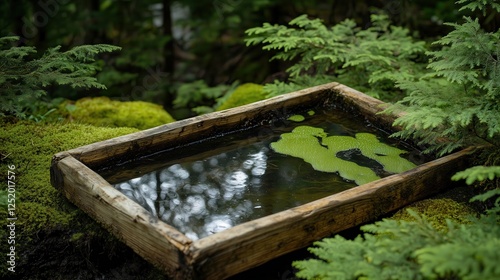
[58,82,339,169]
[330,83,404,131]
[49,154,194,278]
[188,146,477,279]
[50,82,478,279]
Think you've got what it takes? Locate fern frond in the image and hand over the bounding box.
[457,0,500,13]
[245,13,426,101]
[0,37,121,117]
[470,188,500,215]
[452,166,500,185]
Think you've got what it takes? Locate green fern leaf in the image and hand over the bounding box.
[452,166,500,185]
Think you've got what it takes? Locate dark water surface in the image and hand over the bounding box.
[97,108,425,240]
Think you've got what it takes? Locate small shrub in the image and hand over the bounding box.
[0,36,120,119]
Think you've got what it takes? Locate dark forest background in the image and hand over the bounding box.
[0,0,463,118]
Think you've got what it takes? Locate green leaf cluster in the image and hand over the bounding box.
[0,36,120,118]
[294,204,500,280]
[245,14,427,99]
[173,80,239,114]
[386,1,500,156]
[452,166,500,185]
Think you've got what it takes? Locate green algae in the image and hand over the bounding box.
[270,126,417,185]
[288,114,306,122]
[287,110,315,122]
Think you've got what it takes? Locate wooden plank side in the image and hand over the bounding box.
[50,155,194,278]
[331,84,401,131]
[64,83,338,168]
[189,147,476,279]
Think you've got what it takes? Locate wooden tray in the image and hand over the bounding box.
[50,83,474,279]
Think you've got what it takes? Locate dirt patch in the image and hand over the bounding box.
[12,229,165,280]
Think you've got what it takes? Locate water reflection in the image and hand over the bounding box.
[115,147,272,240]
[107,109,425,240]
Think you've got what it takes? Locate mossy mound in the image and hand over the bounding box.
[68,97,175,130]
[216,83,266,111]
[391,198,478,232]
[0,120,164,278]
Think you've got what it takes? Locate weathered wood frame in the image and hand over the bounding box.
[51,83,475,279]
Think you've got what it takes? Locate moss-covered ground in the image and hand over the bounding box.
[65,96,176,130]
[0,118,166,279]
[216,83,266,111]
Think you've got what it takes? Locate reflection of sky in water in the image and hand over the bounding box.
[115,147,272,240]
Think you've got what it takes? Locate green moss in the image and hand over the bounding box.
[68,96,175,130]
[270,126,416,185]
[391,198,477,232]
[216,83,266,111]
[70,232,85,242]
[0,120,139,272]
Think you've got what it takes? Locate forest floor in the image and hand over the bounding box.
[11,185,477,280]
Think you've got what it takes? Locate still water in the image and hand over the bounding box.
[98,108,424,240]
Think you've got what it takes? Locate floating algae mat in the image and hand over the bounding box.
[98,108,422,240]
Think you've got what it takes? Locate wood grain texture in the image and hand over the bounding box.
[51,155,194,278]
[50,82,478,279]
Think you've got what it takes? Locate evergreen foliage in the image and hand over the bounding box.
[386,1,500,156]
[173,80,239,114]
[289,2,500,279]
[452,166,500,185]
[294,199,500,280]
[245,14,427,100]
[0,36,120,118]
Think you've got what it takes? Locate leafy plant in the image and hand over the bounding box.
[294,201,500,280]
[452,166,500,185]
[245,13,427,100]
[0,36,120,118]
[386,1,500,156]
[292,2,500,279]
[173,80,239,114]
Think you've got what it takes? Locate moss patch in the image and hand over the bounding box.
[391,198,478,232]
[67,96,175,130]
[0,120,142,276]
[270,126,416,185]
[216,83,266,111]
